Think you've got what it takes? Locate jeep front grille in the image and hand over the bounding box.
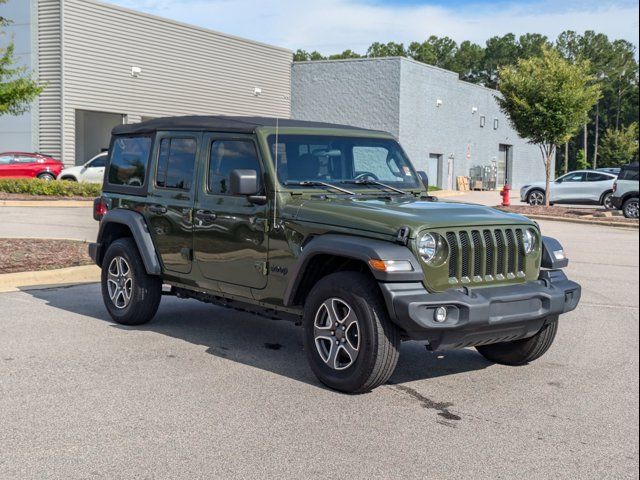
[446,227,527,284]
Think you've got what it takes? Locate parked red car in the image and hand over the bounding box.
[0,152,63,180]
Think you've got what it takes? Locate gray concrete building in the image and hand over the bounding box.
[0,0,292,166]
[292,57,548,190]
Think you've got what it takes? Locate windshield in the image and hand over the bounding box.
[266,134,421,190]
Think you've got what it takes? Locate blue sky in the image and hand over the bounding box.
[106,0,639,54]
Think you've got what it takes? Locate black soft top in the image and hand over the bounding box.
[112,116,383,136]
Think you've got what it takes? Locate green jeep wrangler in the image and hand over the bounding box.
[90,116,581,393]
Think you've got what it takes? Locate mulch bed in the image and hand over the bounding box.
[0,192,94,202]
[496,205,639,225]
[0,238,93,274]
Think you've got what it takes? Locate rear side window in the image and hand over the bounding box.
[156,138,197,190]
[208,140,262,195]
[587,172,612,182]
[619,166,639,181]
[108,136,152,187]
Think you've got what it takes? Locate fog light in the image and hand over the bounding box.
[434,306,448,323]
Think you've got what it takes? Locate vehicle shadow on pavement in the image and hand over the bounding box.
[25,284,493,390]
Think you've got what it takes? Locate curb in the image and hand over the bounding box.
[0,200,93,207]
[0,265,100,293]
[523,214,639,230]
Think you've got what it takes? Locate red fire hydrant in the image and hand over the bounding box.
[500,184,511,207]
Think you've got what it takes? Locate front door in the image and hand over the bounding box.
[193,134,269,291]
[554,171,586,202]
[144,133,199,275]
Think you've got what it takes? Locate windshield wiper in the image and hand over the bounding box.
[285,180,356,195]
[342,179,408,195]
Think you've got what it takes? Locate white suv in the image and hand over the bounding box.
[611,163,639,218]
[57,152,107,183]
[520,170,617,208]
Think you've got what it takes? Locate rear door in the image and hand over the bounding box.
[144,132,200,275]
[586,172,614,202]
[193,133,269,292]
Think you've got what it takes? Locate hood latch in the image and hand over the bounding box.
[396,226,410,246]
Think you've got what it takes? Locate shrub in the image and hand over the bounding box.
[0,178,102,197]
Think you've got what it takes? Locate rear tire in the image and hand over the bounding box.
[623,198,639,219]
[101,238,162,325]
[476,318,558,366]
[303,271,400,393]
[602,192,615,210]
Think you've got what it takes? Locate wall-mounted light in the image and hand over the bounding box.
[436,99,443,107]
[493,118,499,130]
[253,87,262,97]
[471,107,478,114]
[131,66,142,78]
[480,115,486,127]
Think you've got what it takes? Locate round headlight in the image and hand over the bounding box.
[523,229,536,254]
[417,233,439,263]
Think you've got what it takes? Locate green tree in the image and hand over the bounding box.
[598,122,639,166]
[497,48,601,205]
[453,41,484,82]
[328,50,362,60]
[575,149,589,170]
[408,36,457,70]
[366,41,406,58]
[1,0,43,115]
[482,34,519,88]
[293,49,326,62]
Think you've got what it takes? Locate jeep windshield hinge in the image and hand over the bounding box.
[396,226,410,245]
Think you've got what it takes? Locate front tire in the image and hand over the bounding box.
[476,317,558,366]
[303,272,400,393]
[623,198,639,219]
[101,238,162,325]
[527,190,546,206]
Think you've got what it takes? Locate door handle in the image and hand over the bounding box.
[195,210,217,222]
[148,205,167,214]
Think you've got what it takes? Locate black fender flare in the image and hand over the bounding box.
[283,234,423,307]
[96,209,161,275]
[541,236,569,269]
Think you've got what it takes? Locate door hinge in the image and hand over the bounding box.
[181,248,193,261]
[255,260,269,276]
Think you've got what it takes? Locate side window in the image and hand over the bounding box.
[587,172,612,182]
[156,138,197,190]
[620,167,639,181]
[14,155,36,164]
[562,172,585,182]
[108,136,152,187]
[208,140,262,195]
[89,155,107,168]
[0,155,13,165]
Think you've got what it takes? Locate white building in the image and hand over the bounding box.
[0,0,292,165]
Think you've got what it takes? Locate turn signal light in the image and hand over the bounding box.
[368,259,414,273]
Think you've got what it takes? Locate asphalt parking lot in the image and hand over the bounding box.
[0,218,638,479]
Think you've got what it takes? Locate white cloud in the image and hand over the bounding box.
[106,0,639,54]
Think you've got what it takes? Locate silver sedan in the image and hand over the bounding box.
[520,170,617,208]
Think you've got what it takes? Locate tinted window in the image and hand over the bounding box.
[88,155,107,168]
[209,140,261,195]
[156,138,196,190]
[108,137,151,187]
[560,172,585,182]
[587,172,612,182]
[14,155,36,164]
[0,155,12,164]
[619,166,639,181]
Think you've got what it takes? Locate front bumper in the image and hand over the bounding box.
[380,270,581,350]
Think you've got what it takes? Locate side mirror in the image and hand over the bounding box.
[229,169,259,196]
[417,171,429,189]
